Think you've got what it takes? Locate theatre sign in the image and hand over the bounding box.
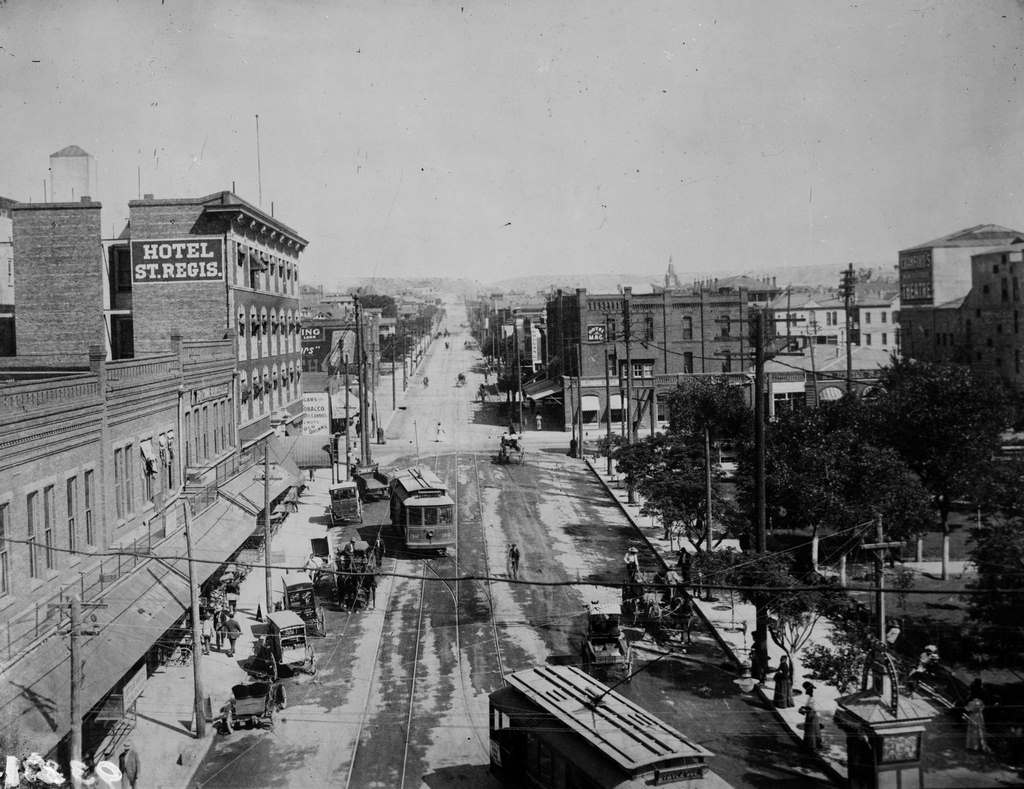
[130,237,225,283]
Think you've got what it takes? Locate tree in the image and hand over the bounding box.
[801,600,878,693]
[349,292,397,318]
[754,400,932,574]
[873,359,1014,579]
[664,378,750,551]
[615,434,741,550]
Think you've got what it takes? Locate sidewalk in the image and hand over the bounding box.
[585,458,858,784]
[114,464,334,788]
[585,458,1024,787]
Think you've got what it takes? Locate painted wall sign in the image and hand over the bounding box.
[131,238,225,282]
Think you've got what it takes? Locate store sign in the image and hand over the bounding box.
[131,238,225,282]
[301,326,325,341]
[302,392,330,435]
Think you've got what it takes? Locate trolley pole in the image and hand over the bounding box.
[513,319,524,430]
[840,263,855,393]
[402,320,408,391]
[184,504,206,737]
[576,340,585,457]
[392,329,397,411]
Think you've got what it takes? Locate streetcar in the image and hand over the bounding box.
[489,665,727,789]
[388,466,455,554]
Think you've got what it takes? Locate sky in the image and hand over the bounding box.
[1,0,1023,287]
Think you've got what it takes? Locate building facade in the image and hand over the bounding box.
[541,287,749,431]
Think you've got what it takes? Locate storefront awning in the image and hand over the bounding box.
[0,498,255,755]
[580,395,601,412]
[268,434,335,469]
[608,393,623,410]
[819,386,844,402]
[218,462,294,515]
[523,378,561,400]
[267,435,304,482]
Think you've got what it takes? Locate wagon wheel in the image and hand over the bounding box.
[267,658,278,682]
[308,650,318,676]
[275,682,288,710]
[315,605,326,636]
[223,706,235,733]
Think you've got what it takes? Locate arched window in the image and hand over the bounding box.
[237,307,246,337]
[261,307,269,336]
[239,370,250,403]
[249,307,258,336]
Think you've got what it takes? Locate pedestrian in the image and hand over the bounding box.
[214,607,228,652]
[677,550,692,590]
[624,546,640,579]
[373,535,385,568]
[508,543,521,580]
[225,576,240,614]
[308,466,315,482]
[119,741,140,789]
[799,682,823,751]
[750,637,769,684]
[773,654,795,708]
[367,568,378,608]
[435,421,445,442]
[199,609,213,655]
[535,413,543,431]
[224,614,243,658]
[965,680,992,753]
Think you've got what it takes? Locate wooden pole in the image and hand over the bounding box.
[264,446,272,618]
[183,506,206,737]
[69,597,82,762]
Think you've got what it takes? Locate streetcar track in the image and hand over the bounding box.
[468,448,507,684]
[399,549,428,789]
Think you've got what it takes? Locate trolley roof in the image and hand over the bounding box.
[403,493,454,507]
[389,466,447,495]
[500,665,712,772]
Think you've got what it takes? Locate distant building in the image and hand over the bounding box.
[899,224,1024,361]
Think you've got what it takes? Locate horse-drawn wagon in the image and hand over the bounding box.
[581,600,632,678]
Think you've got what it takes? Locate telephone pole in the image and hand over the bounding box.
[622,288,636,503]
[263,444,272,620]
[750,308,769,680]
[604,344,613,476]
[840,263,856,393]
[354,294,372,465]
[184,504,207,737]
[52,597,106,765]
[862,514,904,645]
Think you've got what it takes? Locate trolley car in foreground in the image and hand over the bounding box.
[489,665,728,789]
[388,466,455,554]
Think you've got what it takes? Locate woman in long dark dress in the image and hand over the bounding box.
[773,654,795,708]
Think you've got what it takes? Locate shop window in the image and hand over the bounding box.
[84,470,95,546]
[43,485,54,571]
[0,503,7,595]
[27,492,38,578]
[66,477,78,555]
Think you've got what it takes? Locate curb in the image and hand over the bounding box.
[583,457,848,786]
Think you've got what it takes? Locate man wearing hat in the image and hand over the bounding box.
[119,740,140,789]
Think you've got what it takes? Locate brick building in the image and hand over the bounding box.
[0,336,299,758]
[898,224,1024,361]
[538,286,749,431]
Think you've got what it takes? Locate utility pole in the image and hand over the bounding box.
[326,383,336,484]
[401,322,408,391]
[623,288,636,503]
[513,318,524,430]
[604,344,613,476]
[54,596,106,766]
[344,353,351,481]
[576,339,585,455]
[623,288,635,444]
[751,308,769,681]
[183,505,207,737]
[863,514,903,646]
[391,327,397,411]
[263,445,272,619]
[840,263,856,393]
[354,295,372,466]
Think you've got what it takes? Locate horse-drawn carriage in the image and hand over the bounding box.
[581,600,632,677]
[496,433,524,465]
[280,572,326,637]
[220,680,286,733]
[336,539,375,610]
[328,481,363,524]
[353,462,389,502]
[621,568,694,650]
[250,610,317,678]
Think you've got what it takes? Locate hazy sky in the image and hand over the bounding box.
[1,0,1022,285]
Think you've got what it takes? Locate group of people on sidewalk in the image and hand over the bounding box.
[196,571,244,658]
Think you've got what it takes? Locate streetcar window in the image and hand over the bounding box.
[439,505,453,525]
[423,506,438,526]
[407,507,421,526]
[492,709,511,731]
